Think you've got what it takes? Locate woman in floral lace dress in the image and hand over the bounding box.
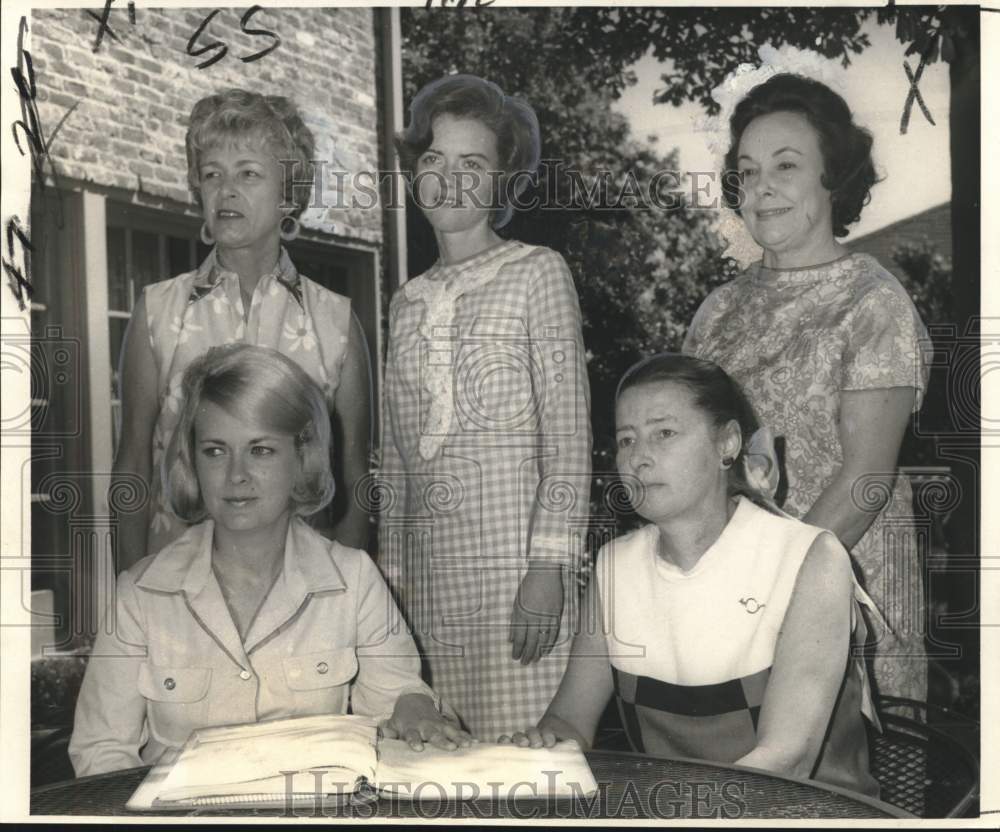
[684,74,930,701]
[112,89,371,571]
[379,75,591,740]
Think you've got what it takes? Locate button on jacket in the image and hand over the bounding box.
[69,518,434,777]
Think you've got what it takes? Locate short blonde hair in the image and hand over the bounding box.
[185,88,316,217]
[163,344,334,523]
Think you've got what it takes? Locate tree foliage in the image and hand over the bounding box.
[578,5,974,113]
[576,7,872,111]
[892,239,954,470]
[892,240,953,329]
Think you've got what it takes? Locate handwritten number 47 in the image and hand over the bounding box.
[188,5,281,71]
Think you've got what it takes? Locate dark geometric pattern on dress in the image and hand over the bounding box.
[612,664,880,798]
[613,665,770,759]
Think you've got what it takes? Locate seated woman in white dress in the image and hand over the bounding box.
[500,353,880,797]
[70,344,470,777]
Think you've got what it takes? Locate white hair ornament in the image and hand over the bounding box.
[742,426,780,501]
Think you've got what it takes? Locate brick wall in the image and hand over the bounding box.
[31,6,382,244]
[846,202,951,281]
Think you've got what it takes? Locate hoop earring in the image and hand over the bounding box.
[721,456,734,469]
[200,222,214,246]
[279,214,301,242]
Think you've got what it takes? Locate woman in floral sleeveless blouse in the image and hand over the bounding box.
[378,75,591,740]
[684,74,930,702]
[112,89,371,571]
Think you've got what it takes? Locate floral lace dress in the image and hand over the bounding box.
[143,248,352,557]
[684,253,930,701]
[378,240,592,740]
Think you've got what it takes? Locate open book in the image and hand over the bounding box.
[126,714,598,810]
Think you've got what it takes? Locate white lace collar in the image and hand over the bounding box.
[405,241,538,460]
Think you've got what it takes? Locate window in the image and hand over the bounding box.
[104,204,210,450]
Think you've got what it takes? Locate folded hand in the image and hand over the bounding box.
[509,566,564,665]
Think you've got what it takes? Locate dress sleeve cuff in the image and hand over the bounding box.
[527,537,581,569]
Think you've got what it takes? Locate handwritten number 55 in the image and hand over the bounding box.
[187,6,281,71]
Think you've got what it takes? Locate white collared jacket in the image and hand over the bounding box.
[69,518,433,777]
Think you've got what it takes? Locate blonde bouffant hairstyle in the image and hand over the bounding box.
[163,343,334,523]
[185,88,316,217]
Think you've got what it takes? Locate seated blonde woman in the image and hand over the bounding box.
[70,344,469,777]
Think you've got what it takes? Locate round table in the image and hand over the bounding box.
[30,750,911,819]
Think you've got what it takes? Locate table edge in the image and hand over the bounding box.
[30,751,915,819]
[585,748,916,819]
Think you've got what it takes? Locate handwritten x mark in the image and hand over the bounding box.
[86,0,136,53]
[900,57,936,135]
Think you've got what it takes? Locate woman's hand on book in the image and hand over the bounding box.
[497,714,587,749]
[384,693,475,752]
[497,726,558,749]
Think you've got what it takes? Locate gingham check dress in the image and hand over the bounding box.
[378,241,592,740]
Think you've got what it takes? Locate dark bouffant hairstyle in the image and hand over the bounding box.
[722,73,879,237]
[394,74,541,229]
[616,352,774,509]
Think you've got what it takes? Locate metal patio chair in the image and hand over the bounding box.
[870,695,979,817]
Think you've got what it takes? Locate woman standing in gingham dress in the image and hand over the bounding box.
[379,75,592,740]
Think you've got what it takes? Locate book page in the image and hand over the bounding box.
[127,751,363,811]
[160,769,366,803]
[374,739,599,801]
[156,714,378,803]
[125,748,182,812]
